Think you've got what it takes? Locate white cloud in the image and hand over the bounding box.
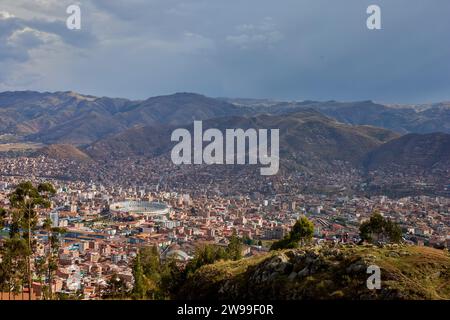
[0,12,50,62]
[226,17,284,49]
[0,10,15,19]
[8,27,57,47]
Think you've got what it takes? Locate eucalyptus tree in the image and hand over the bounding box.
[42,217,65,299]
[8,181,56,300]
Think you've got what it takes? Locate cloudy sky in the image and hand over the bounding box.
[0,0,449,103]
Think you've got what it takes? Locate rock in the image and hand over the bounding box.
[366,254,377,261]
[305,256,316,264]
[268,254,289,266]
[298,266,310,277]
[268,271,280,280]
[275,262,290,273]
[260,253,293,277]
[346,260,368,273]
[387,251,400,258]
[288,272,297,280]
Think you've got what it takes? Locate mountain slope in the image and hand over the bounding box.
[1,91,449,146]
[115,92,250,127]
[0,91,251,145]
[35,144,92,162]
[0,91,134,144]
[86,110,399,169]
[364,133,450,171]
[236,99,450,134]
[177,245,450,300]
[85,124,174,159]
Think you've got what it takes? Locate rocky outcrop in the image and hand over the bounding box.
[178,245,450,300]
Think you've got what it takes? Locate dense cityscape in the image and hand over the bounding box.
[0,154,448,300]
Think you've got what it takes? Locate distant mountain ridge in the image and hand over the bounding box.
[1,90,448,196]
[239,99,450,134]
[85,109,400,170]
[364,133,450,171]
[1,91,449,147]
[35,144,92,162]
[0,91,250,145]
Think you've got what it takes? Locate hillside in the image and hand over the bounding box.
[36,144,92,162]
[364,133,450,171]
[241,99,450,134]
[177,245,450,300]
[117,92,250,127]
[85,125,174,159]
[1,91,449,146]
[0,91,249,145]
[86,110,399,169]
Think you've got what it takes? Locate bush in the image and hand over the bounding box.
[359,212,402,244]
[271,217,314,250]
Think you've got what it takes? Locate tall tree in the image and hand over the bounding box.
[42,217,65,300]
[132,252,146,299]
[0,237,29,298]
[8,181,56,300]
[225,233,243,260]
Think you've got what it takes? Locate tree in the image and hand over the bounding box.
[7,181,56,300]
[140,246,160,279]
[359,212,402,244]
[290,217,315,244]
[42,218,52,299]
[139,246,162,299]
[0,207,6,228]
[0,237,29,297]
[184,244,227,277]
[103,273,128,299]
[132,252,146,299]
[34,256,47,299]
[159,256,184,299]
[225,233,243,260]
[42,217,65,300]
[129,238,246,300]
[271,216,314,250]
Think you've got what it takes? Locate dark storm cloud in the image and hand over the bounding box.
[1,0,450,103]
[0,9,96,64]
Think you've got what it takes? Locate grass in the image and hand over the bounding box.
[0,143,44,152]
[182,244,450,300]
[197,252,275,281]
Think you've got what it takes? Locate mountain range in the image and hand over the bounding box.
[0,91,249,145]
[1,91,449,146]
[85,110,399,169]
[1,90,449,179]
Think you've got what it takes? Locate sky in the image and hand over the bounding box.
[0,0,450,103]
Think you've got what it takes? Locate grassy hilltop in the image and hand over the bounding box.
[177,245,450,300]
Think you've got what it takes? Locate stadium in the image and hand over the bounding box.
[109,200,170,217]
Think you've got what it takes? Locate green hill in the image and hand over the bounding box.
[177,245,450,300]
